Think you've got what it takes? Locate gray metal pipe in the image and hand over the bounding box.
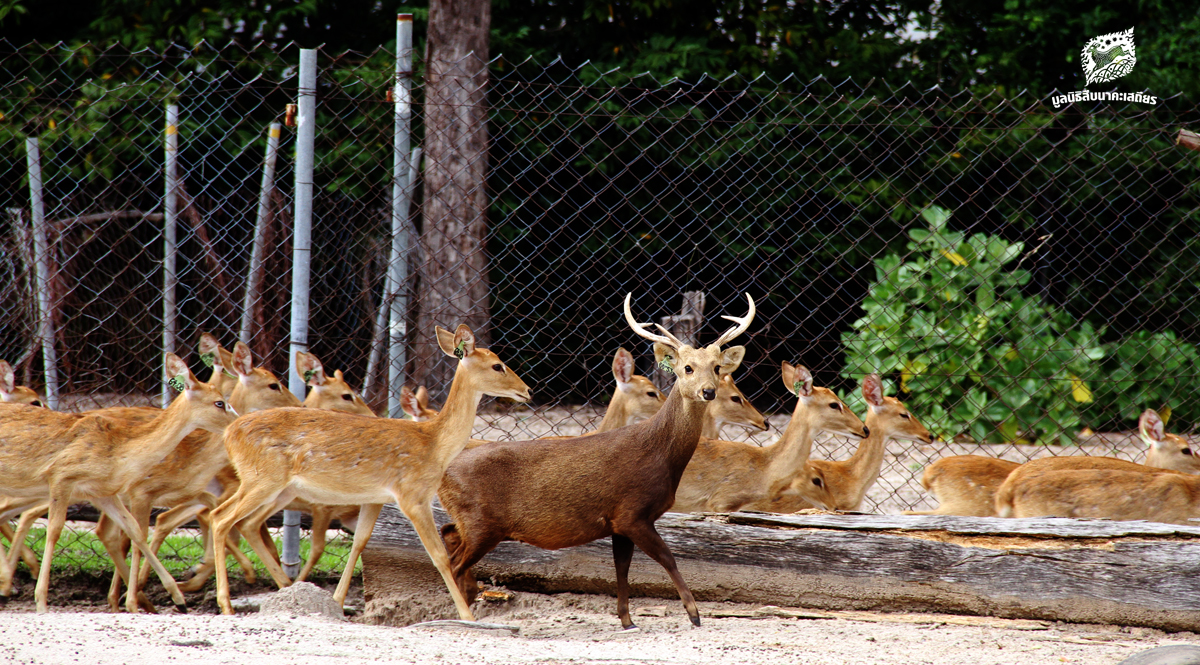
[283,50,317,579]
[25,137,59,411]
[162,105,179,408]
[240,122,282,346]
[386,13,415,419]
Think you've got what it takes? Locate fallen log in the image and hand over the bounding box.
[362,505,1200,631]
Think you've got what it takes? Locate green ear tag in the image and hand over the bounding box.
[454,340,466,360]
[303,369,316,382]
[200,352,215,367]
[168,375,187,392]
[793,381,803,397]
[658,356,674,373]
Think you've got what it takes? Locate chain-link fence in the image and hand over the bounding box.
[3,38,1200,576]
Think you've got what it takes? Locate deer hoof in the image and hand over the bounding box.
[689,615,701,628]
[174,602,189,614]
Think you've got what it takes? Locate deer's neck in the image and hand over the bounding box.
[115,398,205,481]
[428,364,483,469]
[700,416,722,439]
[596,391,631,433]
[842,412,886,505]
[643,385,708,474]
[763,408,814,494]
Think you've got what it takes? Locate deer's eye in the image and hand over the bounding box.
[646,391,658,398]
[30,401,42,407]
[492,364,504,372]
[342,394,354,401]
[900,412,910,419]
[269,383,281,391]
[714,365,721,374]
[1182,448,1192,456]
[684,365,693,374]
[812,477,824,487]
[829,403,842,411]
[731,396,742,404]
[215,401,226,410]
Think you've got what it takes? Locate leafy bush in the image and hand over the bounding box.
[1085,331,1200,433]
[841,206,1104,445]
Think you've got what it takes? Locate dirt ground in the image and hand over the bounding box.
[0,574,1195,664]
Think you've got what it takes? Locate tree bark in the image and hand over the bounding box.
[414,0,492,402]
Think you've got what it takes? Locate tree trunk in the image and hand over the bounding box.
[414,0,492,402]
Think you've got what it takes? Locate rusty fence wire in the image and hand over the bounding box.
[2,39,1200,578]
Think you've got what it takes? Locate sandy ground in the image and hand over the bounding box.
[1,587,1196,665]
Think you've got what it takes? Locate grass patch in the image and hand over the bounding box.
[16,526,362,579]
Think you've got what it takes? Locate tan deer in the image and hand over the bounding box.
[208,324,531,617]
[0,360,43,407]
[671,363,865,513]
[995,409,1200,519]
[902,456,1021,517]
[400,385,439,421]
[438,294,754,629]
[763,374,933,513]
[0,354,235,612]
[198,332,238,398]
[93,342,301,612]
[919,409,1199,517]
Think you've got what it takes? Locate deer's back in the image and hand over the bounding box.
[1007,468,1196,524]
[910,455,1020,516]
[672,438,772,513]
[441,433,677,550]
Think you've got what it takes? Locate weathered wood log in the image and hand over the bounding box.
[362,505,1200,631]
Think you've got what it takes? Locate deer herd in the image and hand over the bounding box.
[0,292,1195,628]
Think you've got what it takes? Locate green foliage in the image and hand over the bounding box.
[842,206,1105,445]
[1085,331,1200,432]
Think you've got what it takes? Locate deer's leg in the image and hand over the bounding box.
[442,523,498,604]
[621,523,700,627]
[296,505,333,582]
[1,521,39,575]
[146,503,206,588]
[95,513,130,612]
[2,500,47,595]
[235,496,295,589]
[210,485,288,615]
[34,494,70,613]
[123,500,155,614]
[0,524,14,596]
[331,503,380,607]
[612,534,637,630]
[89,496,188,614]
[398,500,475,622]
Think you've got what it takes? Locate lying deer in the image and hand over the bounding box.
[439,293,755,629]
[671,362,865,513]
[995,409,1200,519]
[0,354,235,612]
[763,374,932,513]
[916,409,1199,517]
[208,324,531,617]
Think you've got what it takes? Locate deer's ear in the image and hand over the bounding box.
[0,360,14,395]
[612,347,635,385]
[164,353,198,391]
[232,342,254,377]
[400,386,420,418]
[784,363,813,398]
[435,326,457,357]
[416,385,430,408]
[720,346,745,374]
[198,332,220,356]
[862,373,884,407]
[653,343,676,373]
[1140,408,1165,444]
[296,352,326,386]
[438,325,476,359]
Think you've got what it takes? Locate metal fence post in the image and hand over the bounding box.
[240,122,282,346]
[25,137,59,411]
[162,104,179,408]
[283,50,317,578]
[386,13,415,419]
